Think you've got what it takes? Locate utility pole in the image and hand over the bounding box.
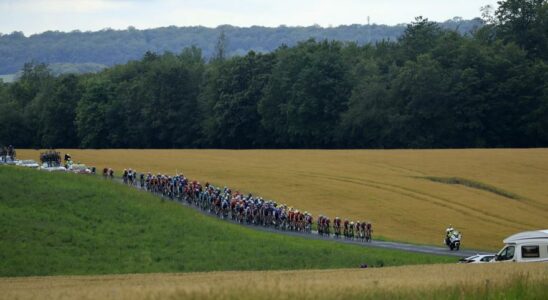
[367,16,371,43]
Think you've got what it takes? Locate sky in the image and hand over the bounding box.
[0,0,499,36]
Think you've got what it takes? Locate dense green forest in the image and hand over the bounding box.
[0,0,546,149]
[0,18,483,75]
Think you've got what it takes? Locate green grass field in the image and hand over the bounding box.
[0,166,453,277]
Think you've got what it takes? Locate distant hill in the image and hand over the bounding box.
[0,18,483,74]
[47,62,108,76]
[0,63,107,83]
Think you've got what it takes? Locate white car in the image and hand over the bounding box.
[458,254,495,263]
[69,164,93,174]
[1,157,18,165]
[16,160,40,168]
[39,163,67,172]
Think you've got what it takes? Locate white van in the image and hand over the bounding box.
[493,230,548,263]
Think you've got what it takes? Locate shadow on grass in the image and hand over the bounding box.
[420,176,522,200]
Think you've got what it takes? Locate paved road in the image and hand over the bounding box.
[245,226,489,258]
[122,180,489,258]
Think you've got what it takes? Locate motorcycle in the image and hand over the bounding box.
[445,230,461,251]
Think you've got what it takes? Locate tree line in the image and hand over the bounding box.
[0,19,483,74]
[0,0,546,149]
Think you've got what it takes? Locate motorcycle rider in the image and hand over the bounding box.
[445,224,462,250]
[445,224,454,246]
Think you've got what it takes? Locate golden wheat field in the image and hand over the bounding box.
[1,263,547,300]
[18,149,548,250]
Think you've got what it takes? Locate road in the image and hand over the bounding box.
[122,180,489,258]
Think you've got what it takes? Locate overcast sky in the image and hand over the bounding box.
[1,0,499,36]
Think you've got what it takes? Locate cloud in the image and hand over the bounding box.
[0,0,498,35]
[1,0,134,14]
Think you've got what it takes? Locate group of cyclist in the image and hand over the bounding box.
[115,169,373,242]
[318,216,372,242]
[102,167,115,178]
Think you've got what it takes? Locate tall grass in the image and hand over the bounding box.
[1,263,546,300]
[174,277,548,300]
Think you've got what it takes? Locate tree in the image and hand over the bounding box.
[75,77,114,148]
[202,51,274,148]
[259,40,352,147]
[495,0,548,59]
[213,30,229,62]
[138,48,205,148]
[38,74,81,148]
[0,82,29,147]
[398,17,443,61]
[339,60,393,147]
[9,62,54,147]
[391,54,451,147]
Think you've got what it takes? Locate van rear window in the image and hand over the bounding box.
[521,245,539,258]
